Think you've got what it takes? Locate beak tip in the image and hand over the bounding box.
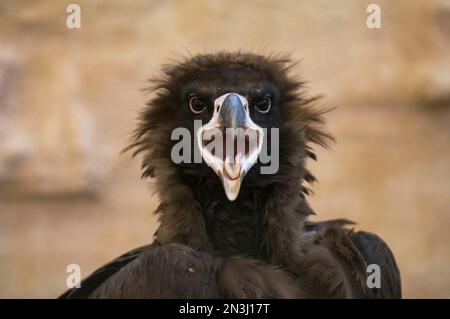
[222,176,242,201]
[225,193,238,201]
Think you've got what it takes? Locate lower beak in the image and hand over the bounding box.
[197,93,263,201]
[219,165,242,201]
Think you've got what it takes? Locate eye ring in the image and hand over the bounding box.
[255,94,272,114]
[189,94,207,114]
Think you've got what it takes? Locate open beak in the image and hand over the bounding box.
[197,93,264,201]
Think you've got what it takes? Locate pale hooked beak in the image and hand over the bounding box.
[197,93,264,201]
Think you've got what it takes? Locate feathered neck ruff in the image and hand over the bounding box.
[127,52,333,264]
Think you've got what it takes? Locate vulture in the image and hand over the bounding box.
[60,52,401,299]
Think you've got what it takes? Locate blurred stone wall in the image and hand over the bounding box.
[0,0,449,297]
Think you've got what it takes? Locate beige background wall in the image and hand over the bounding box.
[0,0,449,298]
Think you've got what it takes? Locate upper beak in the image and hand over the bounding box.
[197,93,264,201]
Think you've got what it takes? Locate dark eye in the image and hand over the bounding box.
[255,94,272,113]
[189,94,207,114]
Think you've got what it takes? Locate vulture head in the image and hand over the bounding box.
[130,52,331,204]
